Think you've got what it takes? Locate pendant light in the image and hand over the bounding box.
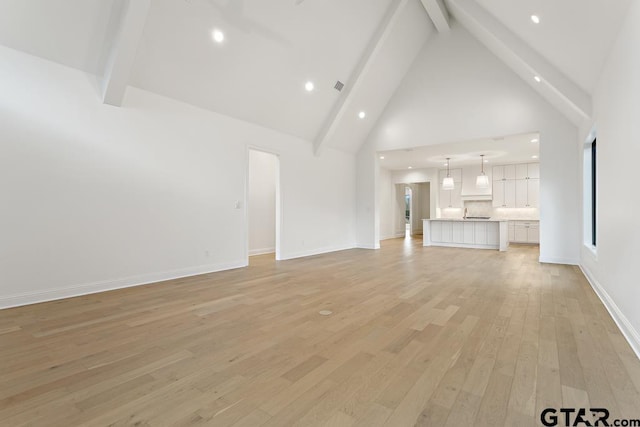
[442,158,455,190]
[476,154,489,189]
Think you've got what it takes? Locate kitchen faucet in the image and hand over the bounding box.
[463,208,468,219]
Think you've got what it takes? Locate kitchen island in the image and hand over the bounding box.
[423,219,509,251]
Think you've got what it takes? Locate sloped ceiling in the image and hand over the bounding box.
[0,0,633,154]
[475,0,632,94]
[321,0,434,153]
[0,0,121,74]
[129,0,396,142]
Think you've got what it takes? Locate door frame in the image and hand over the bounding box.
[245,146,282,262]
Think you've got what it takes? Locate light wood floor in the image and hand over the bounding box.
[1,237,640,426]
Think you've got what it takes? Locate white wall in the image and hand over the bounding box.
[248,150,277,256]
[378,167,395,240]
[0,46,357,308]
[356,150,379,249]
[358,24,580,264]
[579,0,640,356]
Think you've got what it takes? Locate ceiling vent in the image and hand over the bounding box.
[334,81,345,92]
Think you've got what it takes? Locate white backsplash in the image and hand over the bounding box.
[440,208,464,219]
[463,201,494,217]
[466,200,539,220]
[440,201,539,220]
[492,206,539,220]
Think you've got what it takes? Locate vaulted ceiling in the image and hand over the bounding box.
[475,0,632,94]
[0,0,634,153]
[130,0,397,142]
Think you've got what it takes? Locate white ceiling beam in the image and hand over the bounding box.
[101,0,150,106]
[446,0,591,125]
[420,0,450,32]
[313,0,409,155]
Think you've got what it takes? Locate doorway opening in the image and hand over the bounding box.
[403,182,430,239]
[405,186,412,237]
[247,149,280,263]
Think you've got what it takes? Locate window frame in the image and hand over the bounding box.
[591,139,596,247]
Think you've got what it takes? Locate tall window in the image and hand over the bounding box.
[591,139,597,246]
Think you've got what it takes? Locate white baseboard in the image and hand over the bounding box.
[0,260,247,310]
[356,243,380,250]
[249,247,275,256]
[579,264,640,361]
[280,243,356,260]
[426,242,499,250]
[539,256,579,265]
[380,233,405,241]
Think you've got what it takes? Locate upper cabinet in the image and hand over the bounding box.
[493,179,516,208]
[515,163,539,180]
[492,163,539,208]
[492,164,516,181]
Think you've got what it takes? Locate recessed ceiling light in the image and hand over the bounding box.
[531,138,539,143]
[358,111,366,119]
[212,29,225,43]
[484,159,489,163]
[534,75,542,83]
[305,81,315,92]
[532,155,539,159]
[379,156,385,160]
[531,15,540,24]
[408,166,413,169]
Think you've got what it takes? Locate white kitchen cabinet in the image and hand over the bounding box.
[474,222,488,245]
[463,222,474,244]
[431,221,442,242]
[515,163,539,179]
[452,222,464,242]
[514,223,528,241]
[515,164,528,180]
[441,221,452,243]
[487,222,499,245]
[515,178,539,208]
[439,186,463,209]
[492,181,504,207]
[527,179,539,207]
[439,187,449,210]
[493,165,516,181]
[494,163,539,208]
[515,179,528,208]
[492,179,516,208]
[509,221,539,243]
[514,163,540,208]
[450,185,462,208]
[424,219,509,251]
